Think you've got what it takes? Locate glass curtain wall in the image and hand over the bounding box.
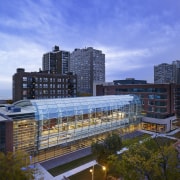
[31,95,141,150]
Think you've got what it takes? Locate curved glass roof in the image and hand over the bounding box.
[13,100,32,107]
[26,95,141,120]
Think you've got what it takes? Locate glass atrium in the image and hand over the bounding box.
[13,95,142,162]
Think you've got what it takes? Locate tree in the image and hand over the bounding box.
[103,133,122,155]
[106,155,122,179]
[117,138,180,180]
[91,133,122,178]
[0,151,35,180]
[91,141,107,165]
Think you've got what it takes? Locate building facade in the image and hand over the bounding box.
[13,68,77,102]
[70,47,105,96]
[96,83,180,132]
[0,113,13,153]
[114,78,147,85]
[154,63,174,84]
[0,95,142,162]
[172,60,180,84]
[154,60,180,84]
[42,45,70,74]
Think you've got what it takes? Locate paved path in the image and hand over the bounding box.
[35,160,97,180]
[41,147,91,170]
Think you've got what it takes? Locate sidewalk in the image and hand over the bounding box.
[54,160,97,180]
[41,147,91,170]
[35,160,97,180]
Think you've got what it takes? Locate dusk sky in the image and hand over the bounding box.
[0,0,180,98]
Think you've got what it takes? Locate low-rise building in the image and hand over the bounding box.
[13,68,77,102]
[96,83,180,133]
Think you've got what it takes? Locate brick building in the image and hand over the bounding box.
[13,68,77,102]
[96,83,180,132]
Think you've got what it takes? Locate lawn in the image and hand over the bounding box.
[122,133,151,147]
[154,136,177,146]
[170,131,180,139]
[48,154,95,177]
[69,165,106,180]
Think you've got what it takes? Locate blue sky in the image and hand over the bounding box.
[0,0,180,98]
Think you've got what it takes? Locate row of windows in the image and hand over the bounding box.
[116,88,167,93]
[23,89,76,95]
[147,113,169,119]
[23,77,76,83]
[148,101,167,106]
[148,107,167,113]
[23,83,76,89]
[148,94,167,99]
[23,95,73,100]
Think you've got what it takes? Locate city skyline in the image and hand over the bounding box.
[0,0,180,98]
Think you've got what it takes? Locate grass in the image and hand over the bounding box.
[122,133,151,147]
[48,154,95,176]
[155,136,177,146]
[69,165,106,180]
[170,131,180,139]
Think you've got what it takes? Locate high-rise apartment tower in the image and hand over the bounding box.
[154,63,174,83]
[154,60,180,84]
[42,46,70,74]
[70,47,105,96]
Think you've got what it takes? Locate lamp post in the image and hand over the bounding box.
[90,163,106,180]
[89,165,94,180]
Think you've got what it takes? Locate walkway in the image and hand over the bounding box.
[41,147,91,170]
[35,160,97,180]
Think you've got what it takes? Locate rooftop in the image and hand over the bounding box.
[0,95,141,121]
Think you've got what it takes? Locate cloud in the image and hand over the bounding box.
[0,0,180,98]
[0,32,46,95]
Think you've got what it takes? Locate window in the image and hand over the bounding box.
[57,78,61,82]
[43,78,48,82]
[142,100,144,105]
[148,95,154,99]
[23,77,27,81]
[155,88,167,93]
[148,101,154,105]
[155,101,166,106]
[148,107,154,112]
[23,83,27,88]
[43,84,48,88]
[57,84,61,88]
[23,90,27,95]
[43,90,48,94]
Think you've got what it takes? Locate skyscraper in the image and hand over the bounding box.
[42,45,70,74]
[70,47,105,96]
[154,60,180,84]
[154,63,173,84]
[172,60,180,84]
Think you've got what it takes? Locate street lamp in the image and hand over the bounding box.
[90,163,106,180]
